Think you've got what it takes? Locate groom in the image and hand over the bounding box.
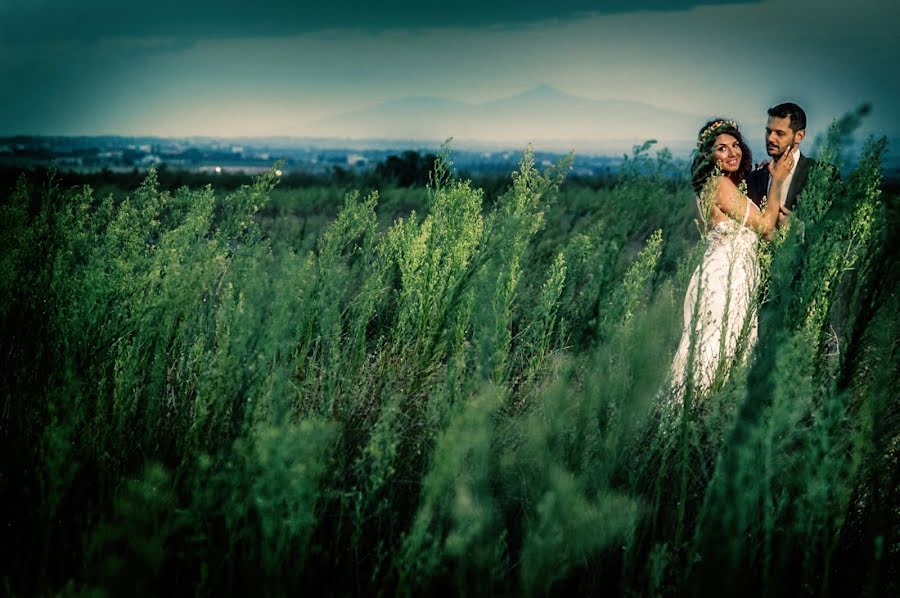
[746,102,815,228]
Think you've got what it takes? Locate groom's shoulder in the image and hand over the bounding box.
[747,167,768,183]
[745,167,767,202]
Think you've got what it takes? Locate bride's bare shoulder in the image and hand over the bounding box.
[709,175,741,201]
[714,175,738,191]
[699,174,731,195]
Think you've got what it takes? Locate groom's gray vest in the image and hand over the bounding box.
[746,154,816,211]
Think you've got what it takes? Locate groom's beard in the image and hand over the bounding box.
[767,138,797,160]
[766,145,785,159]
[773,146,797,164]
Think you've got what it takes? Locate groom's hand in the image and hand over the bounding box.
[777,204,792,227]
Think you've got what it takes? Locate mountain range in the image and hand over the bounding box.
[302,85,703,154]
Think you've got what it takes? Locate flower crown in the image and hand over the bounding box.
[697,119,739,147]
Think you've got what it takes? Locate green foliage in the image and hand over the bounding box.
[2,132,897,597]
[399,387,504,590]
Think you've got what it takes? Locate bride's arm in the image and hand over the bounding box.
[713,176,781,235]
[713,147,795,236]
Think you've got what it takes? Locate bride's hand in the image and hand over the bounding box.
[768,144,795,183]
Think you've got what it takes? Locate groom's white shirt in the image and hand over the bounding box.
[767,144,802,205]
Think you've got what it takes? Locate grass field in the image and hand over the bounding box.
[1,129,897,595]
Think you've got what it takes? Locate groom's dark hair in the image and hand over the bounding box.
[768,102,807,132]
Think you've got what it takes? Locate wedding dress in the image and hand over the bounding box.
[670,196,760,398]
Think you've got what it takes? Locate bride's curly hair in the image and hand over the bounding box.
[690,118,753,193]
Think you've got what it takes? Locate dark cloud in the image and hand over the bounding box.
[1,1,761,43]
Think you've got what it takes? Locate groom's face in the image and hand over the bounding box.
[765,115,805,159]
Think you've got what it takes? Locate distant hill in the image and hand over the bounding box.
[305,85,702,154]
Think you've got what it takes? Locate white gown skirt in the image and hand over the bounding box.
[670,220,760,397]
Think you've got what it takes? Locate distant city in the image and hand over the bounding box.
[0,135,640,179]
[3,133,896,182]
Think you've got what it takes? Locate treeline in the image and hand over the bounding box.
[0,148,624,198]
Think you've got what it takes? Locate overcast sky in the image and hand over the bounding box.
[1,0,896,149]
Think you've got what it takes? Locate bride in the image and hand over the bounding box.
[669,119,793,399]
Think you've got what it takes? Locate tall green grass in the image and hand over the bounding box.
[1,127,896,596]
